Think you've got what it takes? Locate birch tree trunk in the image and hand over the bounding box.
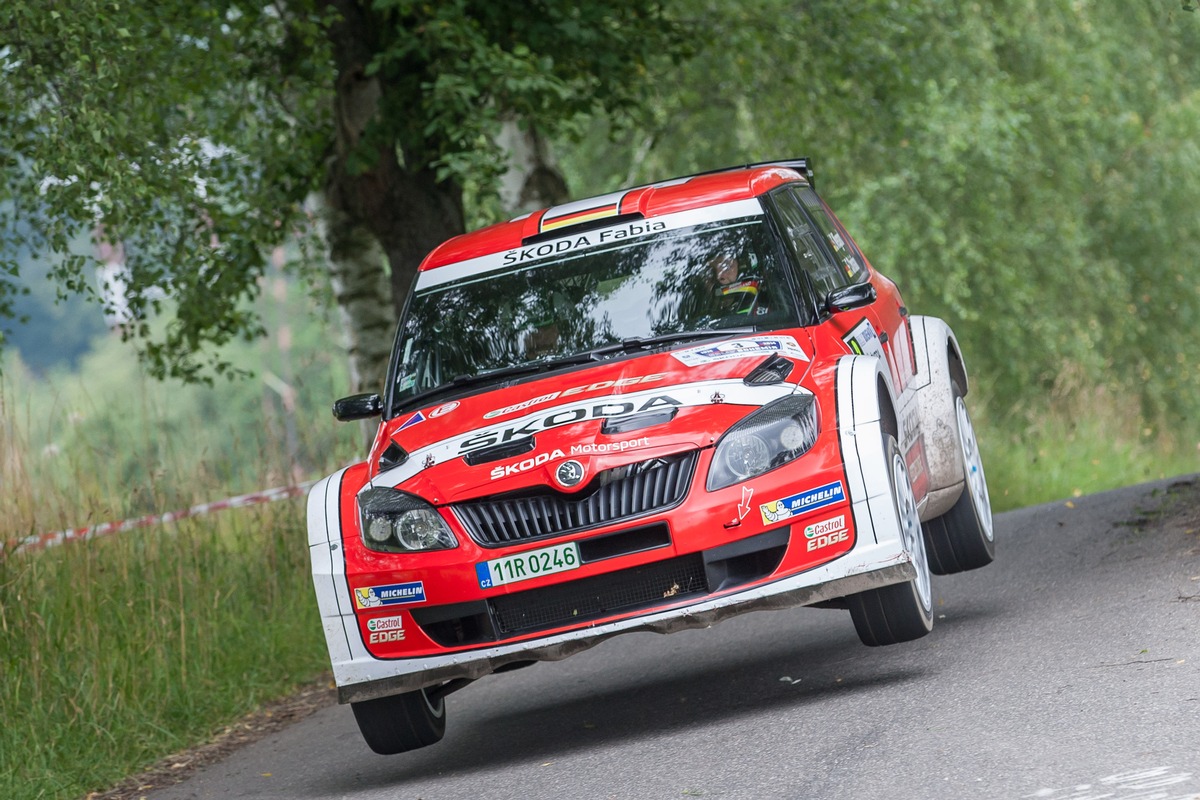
[496,119,570,213]
[319,200,394,395]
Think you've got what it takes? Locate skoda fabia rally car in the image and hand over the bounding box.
[308,159,994,754]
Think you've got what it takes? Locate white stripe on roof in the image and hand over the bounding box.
[417,198,764,292]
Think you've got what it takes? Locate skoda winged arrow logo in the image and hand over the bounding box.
[555,459,585,488]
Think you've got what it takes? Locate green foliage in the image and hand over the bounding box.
[3,232,109,372]
[0,0,687,382]
[0,266,357,535]
[558,0,1200,433]
[0,0,332,381]
[973,382,1200,513]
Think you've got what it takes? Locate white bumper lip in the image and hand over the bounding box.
[331,541,914,704]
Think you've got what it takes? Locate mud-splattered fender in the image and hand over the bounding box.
[909,316,968,519]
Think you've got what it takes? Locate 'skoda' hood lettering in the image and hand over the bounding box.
[371,378,798,491]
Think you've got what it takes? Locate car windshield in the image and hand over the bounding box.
[389,215,800,410]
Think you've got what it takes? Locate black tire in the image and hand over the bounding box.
[351,687,447,755]
[921,381,995,575]
[847,435,934,647]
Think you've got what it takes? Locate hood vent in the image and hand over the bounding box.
[743,353,794,385]
[379,441,409,470]
[463,436,537,467]
[601,407,678,435]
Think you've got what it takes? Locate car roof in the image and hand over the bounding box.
[420,161,813,272]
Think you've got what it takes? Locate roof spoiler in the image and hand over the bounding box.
[753,158,813,185]
[660,157,814,187]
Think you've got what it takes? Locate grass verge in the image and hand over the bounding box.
[972,386,1200,512]
[0,502,329,800]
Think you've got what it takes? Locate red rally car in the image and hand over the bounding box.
[308,159,994,754]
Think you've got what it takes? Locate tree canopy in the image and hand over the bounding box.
[3,0,1199,434]
[0,0,686,383]
[560,0,1200,425]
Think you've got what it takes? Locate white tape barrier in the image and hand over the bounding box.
[5,480,319,557]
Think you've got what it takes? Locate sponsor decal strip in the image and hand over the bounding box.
[483,374,666,420]
[759,481,846,526]
[802,514,850,552]
[365,614,407,644]
[6,481,319,557]
[672,334,810,367]
[843,318,883,359]
[373,378,796,489]
[354,582,426,609]
[489,437,651,480]
[416,199,765,291]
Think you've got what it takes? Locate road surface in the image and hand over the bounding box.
[147,477,1200,800]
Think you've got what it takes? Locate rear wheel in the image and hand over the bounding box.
[847,435,934,647]
[922,381,995,574]
[351,687,446,755]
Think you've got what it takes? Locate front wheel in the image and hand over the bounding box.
[351,686,447,755]
[922,381,995,575]
[847,435,934,647]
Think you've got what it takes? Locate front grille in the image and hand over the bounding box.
[489,554,708,635]
[452,451,697,546]
[407,528,790,648]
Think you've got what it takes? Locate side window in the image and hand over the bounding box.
[772,189,849,300]
[796,187,868,283]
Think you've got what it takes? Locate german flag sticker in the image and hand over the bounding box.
[539,202,620,233]
[537,189,641,234]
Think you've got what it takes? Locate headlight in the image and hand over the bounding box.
[706,393,819,491]
[357,487,458,553]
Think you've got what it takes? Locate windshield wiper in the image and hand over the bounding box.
[395,352,610,413]
[588,327,756,357]
[394,328,756,414]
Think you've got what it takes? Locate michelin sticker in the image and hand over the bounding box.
[672,335,809,367]
[354,582,426,609]
[760,481,845,526]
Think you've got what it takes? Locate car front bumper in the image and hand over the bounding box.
[311,463,915,703]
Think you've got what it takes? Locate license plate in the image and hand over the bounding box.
[476,542,580,589]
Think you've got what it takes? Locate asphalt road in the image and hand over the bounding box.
[148,478,1200,800]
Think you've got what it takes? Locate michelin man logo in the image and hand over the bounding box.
[355,588,382,608]
[761,500,790,525]
[759,482,845,527]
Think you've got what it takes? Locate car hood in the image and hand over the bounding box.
[367,331,817,504]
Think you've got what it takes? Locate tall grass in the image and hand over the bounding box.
[0,505,328,798]
[971,368,1200,512]
[1,288,360,798]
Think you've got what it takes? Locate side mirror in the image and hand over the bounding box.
[826,282,876,313]
[332,392,383,422]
